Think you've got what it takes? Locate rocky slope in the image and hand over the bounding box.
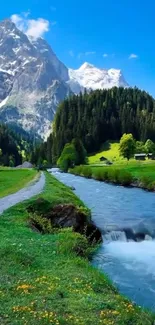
[0,19,71,138]
[0,19,128,138]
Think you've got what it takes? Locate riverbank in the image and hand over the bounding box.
[69,163,155,191]
[0,169,38,198]
[0,172,154,325]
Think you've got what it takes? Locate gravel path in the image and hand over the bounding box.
[0,172,45,214]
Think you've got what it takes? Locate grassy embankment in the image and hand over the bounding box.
[0,169,38,198]
[70,142,155,190]
[0,172,154,325]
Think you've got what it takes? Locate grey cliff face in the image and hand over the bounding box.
[0,19,71,138]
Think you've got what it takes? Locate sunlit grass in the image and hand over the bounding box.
[0,169,38,198]
[0,172,153,324]
[88,142,124,164]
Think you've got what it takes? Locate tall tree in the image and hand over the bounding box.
[119,133,136,160]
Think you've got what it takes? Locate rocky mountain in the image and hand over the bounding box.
[0,19,71,138]
[0,19,128,138]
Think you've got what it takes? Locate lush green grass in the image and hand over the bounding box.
[70,162,155,190]
[0,169,38,198]
[0,172,154,325]
[86,140,155,189]
[88,142,125,164]
[88,141,155,166]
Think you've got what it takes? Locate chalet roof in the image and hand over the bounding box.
[134,153,146,157]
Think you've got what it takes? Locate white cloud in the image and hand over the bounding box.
[78,51,96,59]
[103,53,108,58]
[69,50,74,57]
[11,13,50,39]
[26,18,49,38]
[129,53,138,59]
[85,51,96,56]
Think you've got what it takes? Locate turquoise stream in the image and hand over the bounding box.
[50,169,155,310]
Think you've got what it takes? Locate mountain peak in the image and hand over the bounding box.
[0,18,16,30]
[79,62,95,70]
[69,64,128,93]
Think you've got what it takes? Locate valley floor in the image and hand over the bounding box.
[0,172,154,325]
[0,169,38,198]
[71,141,155,191]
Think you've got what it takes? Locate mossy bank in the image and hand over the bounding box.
[0,172,154,324]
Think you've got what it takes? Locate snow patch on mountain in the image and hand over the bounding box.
[69,62,128,93]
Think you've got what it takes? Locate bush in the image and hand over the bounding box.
[81,166,92,178]
[30,213,54,234]
[57,229,92,257]
[70,165,92,178]
[70,166,133,186]
[70,165,83,175]
[117,170,133,186]
[92,168,104,181]
[139,176,155,190]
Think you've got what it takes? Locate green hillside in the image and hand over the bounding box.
[88,142,124,164]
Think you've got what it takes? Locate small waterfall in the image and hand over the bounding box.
[103,230,153,242]
[103,231,127,242]
[145,234,153,241]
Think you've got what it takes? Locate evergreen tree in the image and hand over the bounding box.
[50,87,155,158]
[72,138,87,165]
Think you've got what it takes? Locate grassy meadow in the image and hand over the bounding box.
[0,171,154,325]
[0,169,38,198]
[70,141,155,190]
[88,142,124,165]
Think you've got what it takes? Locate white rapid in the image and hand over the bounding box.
[103,230,127,242]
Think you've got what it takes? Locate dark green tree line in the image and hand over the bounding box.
[52,87,155,161]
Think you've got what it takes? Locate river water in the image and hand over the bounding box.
[50,169,155,310]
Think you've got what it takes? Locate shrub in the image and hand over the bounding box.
[70,165,83,175]
[70,166,133,186]
[30,213,54,234]
[139,176,154,190]
[81,166,92,178]
[57,229,92,257]
[117,170,133,186]
[92,168,103,181]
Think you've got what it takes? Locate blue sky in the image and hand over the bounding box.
[0,0,155,96]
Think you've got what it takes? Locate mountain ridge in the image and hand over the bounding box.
[0,18,128,138]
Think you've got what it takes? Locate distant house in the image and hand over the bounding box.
[100,156,107,162]
[134,153,146,161]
